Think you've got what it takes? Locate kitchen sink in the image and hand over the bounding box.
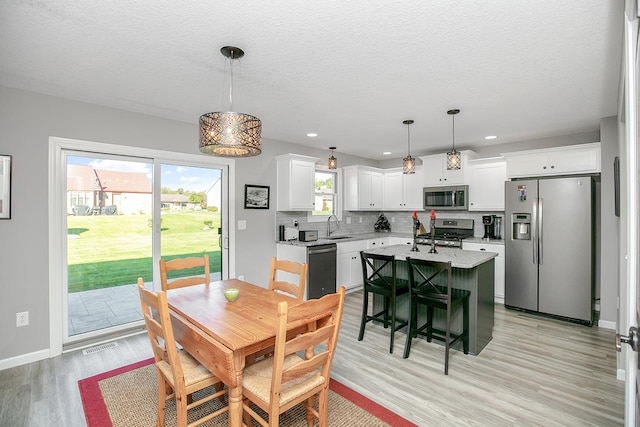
[327,236,352,240]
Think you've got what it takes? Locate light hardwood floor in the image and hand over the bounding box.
[0,290,624,426]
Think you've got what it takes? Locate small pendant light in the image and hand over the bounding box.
[446,109,461,170]
[402,119,415,174]
[328,147,337,169]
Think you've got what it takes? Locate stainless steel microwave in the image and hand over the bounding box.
[424,185,469,210]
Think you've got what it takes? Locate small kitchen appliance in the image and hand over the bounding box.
[299,230,318,242]
[493,216,503,239]
[482,215,495,240]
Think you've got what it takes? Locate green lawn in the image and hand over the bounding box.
[67,211,221,292]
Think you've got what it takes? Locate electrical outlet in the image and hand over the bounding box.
[346,217,351,224]
[359,216,362,223]
[391,217,395,223]
[16,311,29,327]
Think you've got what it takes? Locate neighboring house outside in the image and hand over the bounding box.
[161,193,193,210]
[206,178,221,211]
[67,165,152,215]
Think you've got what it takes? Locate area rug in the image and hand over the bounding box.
[78,358,417,427]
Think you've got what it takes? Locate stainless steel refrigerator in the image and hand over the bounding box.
[505,176,594,325]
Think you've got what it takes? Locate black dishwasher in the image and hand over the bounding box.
[307,243,337,299]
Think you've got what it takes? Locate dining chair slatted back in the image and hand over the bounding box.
[137,278,228,427]
[358,251,409,353]
[403,258,470,375]
[268,257,307,301]
[159,254,210,291]
[242,287,346,427]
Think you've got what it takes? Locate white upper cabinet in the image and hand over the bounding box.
[276,154,319,211]
[383,166,424,210]
[502,143,601,179]
[344,166,384,211]
[420,150,475,186]
[468,158,507,211]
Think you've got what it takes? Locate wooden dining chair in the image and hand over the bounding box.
[137,278,228,427]
[268,256,307,301]
[159,254,210,291]
[358,251,409,353]
[242,287,346,427]
[403,258,470,375]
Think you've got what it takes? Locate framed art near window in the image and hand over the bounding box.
[0,155,11,219]
[244,184,270,209]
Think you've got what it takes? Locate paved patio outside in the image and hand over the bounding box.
[67,273,222,336]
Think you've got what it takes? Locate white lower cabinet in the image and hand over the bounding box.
[462,242,505,304]
[337,240,368,291]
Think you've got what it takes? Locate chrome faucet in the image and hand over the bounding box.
[327,214,340,237]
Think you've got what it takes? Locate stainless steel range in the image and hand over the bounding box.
[416,218,474,248]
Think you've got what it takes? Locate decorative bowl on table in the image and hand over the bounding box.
[224,288,240,302]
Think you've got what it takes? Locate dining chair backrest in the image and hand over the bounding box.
[268,257,307,301]
[138,278,186,388]
[138,278,233,425]
[159,254,210,291]
[242,287,346,426]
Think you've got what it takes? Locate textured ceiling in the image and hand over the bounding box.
[0,1,624,160]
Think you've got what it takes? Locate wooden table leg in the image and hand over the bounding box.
[228,350,246,427]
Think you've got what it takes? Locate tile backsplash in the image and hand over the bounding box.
[275,210,505,239]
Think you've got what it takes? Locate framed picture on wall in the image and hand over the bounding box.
[244,184,270,209]
[0,155,12,219]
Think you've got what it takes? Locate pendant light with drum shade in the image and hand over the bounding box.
[446,109,461,170]
[402,119,415,174]
[328,147,337,169]
[199,46,262,157]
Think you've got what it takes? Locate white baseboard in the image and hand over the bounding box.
[598,319,617,330]
[0,348,49,371]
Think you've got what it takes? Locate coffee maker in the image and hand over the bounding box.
[482,215,494,240]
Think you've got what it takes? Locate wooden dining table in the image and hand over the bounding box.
[166,279,302,427]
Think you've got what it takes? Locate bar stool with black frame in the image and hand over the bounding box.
[403,257,470,375]
[358,251,409,354]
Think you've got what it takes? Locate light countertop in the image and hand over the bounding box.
[276,232,413,247]
[363,244,497,269]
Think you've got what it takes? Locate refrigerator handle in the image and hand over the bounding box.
[538,198,543,265]
[532,199,538,264]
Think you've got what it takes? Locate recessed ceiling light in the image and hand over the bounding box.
[485,135,497,140]
[307,133,318,137]
[383,151,392,155]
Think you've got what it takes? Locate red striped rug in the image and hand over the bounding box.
[78,358,417,427]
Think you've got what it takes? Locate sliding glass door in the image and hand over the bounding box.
[62,149,228,344]
[159,163,223,282]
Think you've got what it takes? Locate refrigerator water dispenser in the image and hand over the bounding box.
[512,214,531,240]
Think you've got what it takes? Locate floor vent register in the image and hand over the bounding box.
[82,341,119,356]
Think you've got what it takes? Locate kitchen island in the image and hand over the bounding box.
[363,244,497,355]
